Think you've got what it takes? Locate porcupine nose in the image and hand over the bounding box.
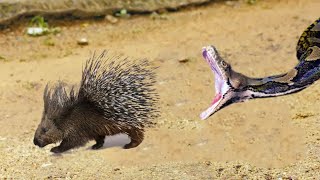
[33,138,40,146]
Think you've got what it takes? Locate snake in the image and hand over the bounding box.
[200,17,320,120]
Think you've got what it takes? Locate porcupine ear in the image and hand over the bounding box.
[43,82,78,124]
[43,83,50,114]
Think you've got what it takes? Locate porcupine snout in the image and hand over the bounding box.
[33,138,41,147]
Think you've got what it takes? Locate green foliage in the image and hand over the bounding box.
[29,16,48,28]
[115,9,130,18]
[0,55,8,62]
[246,0,258,5]
[27,16,61,36]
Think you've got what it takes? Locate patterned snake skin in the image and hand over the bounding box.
[200,18,320,120]
[249,18,320,95]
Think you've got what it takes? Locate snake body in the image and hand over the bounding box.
[251,18,320,95]
[200,18,320,120]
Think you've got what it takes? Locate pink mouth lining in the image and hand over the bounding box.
[203,48,224,105]
[211,93,222,105]
[200,47,225,120]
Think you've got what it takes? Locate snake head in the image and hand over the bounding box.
[200,45,249,120]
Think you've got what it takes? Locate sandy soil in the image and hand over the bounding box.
[0,0,319,179]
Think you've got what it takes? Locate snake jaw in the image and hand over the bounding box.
[200,46,233,120]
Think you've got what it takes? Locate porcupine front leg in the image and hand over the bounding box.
[92,135,105,150]
[51,137,86,153]
[123,129,144,149]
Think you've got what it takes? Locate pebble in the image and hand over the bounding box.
[196,139,208,146]
[26,27,48,36]
[77,38,89,46]
[41,163,52,168]
[105,15,119,24]
[114,168,120,171]
[178,58,190,63]
[150,12,168,20]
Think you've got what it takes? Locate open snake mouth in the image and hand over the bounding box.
[200,46,231,120]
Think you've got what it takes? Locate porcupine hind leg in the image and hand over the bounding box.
[92,135,105,150]
[123,129,144,149]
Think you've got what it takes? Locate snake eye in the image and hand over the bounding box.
[221,61,228,68]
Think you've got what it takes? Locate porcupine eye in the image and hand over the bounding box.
[41,127,48,133]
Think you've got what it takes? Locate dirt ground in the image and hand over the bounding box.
[0,0,319,179]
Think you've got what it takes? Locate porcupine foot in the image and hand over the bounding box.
[51,139,81,153]
[51,146,68,154]
[123,130,144,149]
[92,136,105,150]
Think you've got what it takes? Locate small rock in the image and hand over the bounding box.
[77,38,89,46]
[142,147,150,151]
[26,27,49,36]
[196,139,208,146]
[178,58,190,63]
[293,112,314,119]
[218,168,224,172]
[81,23,89,28]
[41,163,52,168]
[114,168,120,171]
[150,12,168,20]
[204,161,211,166]
[105,15,119,24]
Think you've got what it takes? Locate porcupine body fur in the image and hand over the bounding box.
[33,51,159,153]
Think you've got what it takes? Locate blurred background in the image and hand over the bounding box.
[0,0,319,179]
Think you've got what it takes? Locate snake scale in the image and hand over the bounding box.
[200,17,320,120]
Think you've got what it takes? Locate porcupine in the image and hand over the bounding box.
[33,51,159,153]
